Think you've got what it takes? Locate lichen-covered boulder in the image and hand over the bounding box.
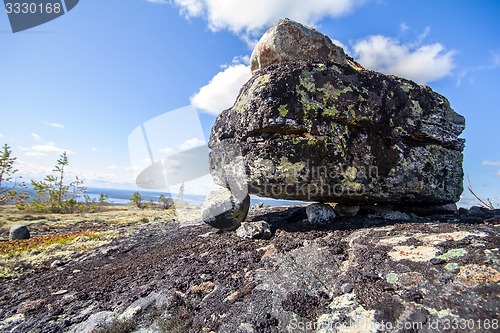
[201,188,250,231]
[210,21,465,206]
[250,18,353,75]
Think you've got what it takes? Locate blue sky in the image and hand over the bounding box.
[0,0,499,206]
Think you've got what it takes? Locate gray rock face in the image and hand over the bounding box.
[201,188,250,231]
[210,21,465,206]
[250,18,351,75]
[68,311,116,333]
[305,203,336,224]
[9,225,30,240]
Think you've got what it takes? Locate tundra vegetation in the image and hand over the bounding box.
[0,145,176,213]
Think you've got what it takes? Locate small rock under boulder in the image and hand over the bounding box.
[201,188,250,231]
[9,225,30,241]
[334,204,360,217]
[236,221,272,240]
[305,203,336,225]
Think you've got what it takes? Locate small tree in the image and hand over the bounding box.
[83,193,110,213]
[158,194,174,209]
[0,144,28,205]
[30,151,85,213]
[98,193,110,208]
[130,191,143,209]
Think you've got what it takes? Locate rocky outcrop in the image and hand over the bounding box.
[210,19,465,206]
[1,206,498,333]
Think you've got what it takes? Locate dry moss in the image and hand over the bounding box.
[0,231,102,256]
[0,205,182,278]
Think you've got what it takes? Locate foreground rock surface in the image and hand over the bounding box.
[0,207,498,333]
[210,20,465,205]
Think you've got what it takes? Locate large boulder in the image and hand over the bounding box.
[209,20,465,206]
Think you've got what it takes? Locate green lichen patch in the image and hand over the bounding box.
[345,166,358,182]
[437,248,467,260]
[323,106,340,117]
[278,104,289,118]
[386,272,399,284]
[257,74,271,85]
[444,263,460,271]
[410,100,423,114]
[400,82,414,93]
[234,93,248,112]
[298,70,316,92]
[276,157,305,185]
[231,209,244,219]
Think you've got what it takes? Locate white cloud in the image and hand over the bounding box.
[108,165,120,170]
[17,160,136,187]
[482,161,500,166]
[178,138,206,150]
[91,146,111,153]
[489,50,500,68]
[145,0,168,4]
[20,144,75,158]
[456,50,500,86]
[30,133,43,142]
[43,121,65,128]
[399,22,410,33]
[352,35,455,84]
[191,64,251,115]
[162,158,182,174]
[126,165,143,173]
[0,133,3,138]
[169,0,364,37]
[497,170,500,177]
[159,147,174,154]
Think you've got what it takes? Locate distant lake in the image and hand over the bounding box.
[19,184,305,207]
[85,187,306,207]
